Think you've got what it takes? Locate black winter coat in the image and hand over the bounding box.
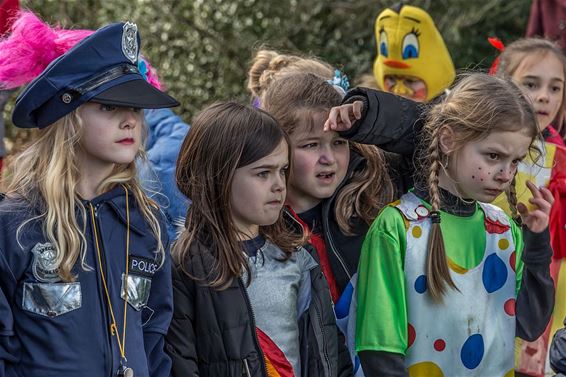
[320,87,427,292]
[165,237,353,377]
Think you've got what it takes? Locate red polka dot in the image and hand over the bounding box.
[434,339,446,351]
[509,251,516,272]
[408,324,416,349]
[504,299,516,316]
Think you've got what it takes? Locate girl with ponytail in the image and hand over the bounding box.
[352,73,555,376]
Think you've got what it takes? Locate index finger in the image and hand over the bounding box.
[526,180,542,199]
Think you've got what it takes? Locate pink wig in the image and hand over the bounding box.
[0,11,162,90]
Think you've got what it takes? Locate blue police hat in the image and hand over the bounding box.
[12,22,180,129]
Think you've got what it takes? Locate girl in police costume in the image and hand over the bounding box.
[0,21,178,377]
[352,74,554,376]
[166,102,353,377]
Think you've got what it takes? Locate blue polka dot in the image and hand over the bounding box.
[461,334,484,369]
[482,253,508,293]
[414,275,427,294]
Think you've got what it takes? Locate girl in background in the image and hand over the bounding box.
[248,50,422,302]
[493,38,566,377]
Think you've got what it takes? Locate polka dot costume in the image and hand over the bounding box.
[396,192,516,377]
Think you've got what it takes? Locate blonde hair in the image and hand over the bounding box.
[496,37,566,134]
[262,73,394,234]
[247,49,335,99]
[421,73,540,301]
[4,109,164,282]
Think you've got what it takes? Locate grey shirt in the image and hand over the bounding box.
[243,240,317,376]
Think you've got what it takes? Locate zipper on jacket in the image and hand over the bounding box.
[242,358,252,377]
[238,278,269,377]
[312,280,332,376]
[90,203,116,377]
[321,214,352,281]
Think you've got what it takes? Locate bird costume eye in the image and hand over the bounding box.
[379,29,389,57]
[402,32,420,59]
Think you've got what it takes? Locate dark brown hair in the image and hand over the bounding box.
[420,73,540,301]
[262,73,394,234]
[174,101,306,289]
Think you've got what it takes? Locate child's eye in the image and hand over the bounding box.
[522,81,536,90]
[280,167,288,176]
[552,85,563,93]
[488,153,499,160]
[100,104,117,111]
[257,171,269,178]
[301,143,318,149]
[511,158,522,166]
[334,139,348,146]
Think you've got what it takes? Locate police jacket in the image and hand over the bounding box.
[165,217,353,377]
[0,186,172,377]
[320,87,426,293]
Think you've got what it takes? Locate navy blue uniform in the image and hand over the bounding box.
[0,186,172,377]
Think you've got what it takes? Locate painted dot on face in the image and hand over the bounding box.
[478,167,482,170]
[480,179,484,182]
[472,175,475,179]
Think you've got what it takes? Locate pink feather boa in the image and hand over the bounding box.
[0,11,162,90]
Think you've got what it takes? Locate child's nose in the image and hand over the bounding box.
[495,167,513,183]
[120,108,140,129]
[319,147,336,165]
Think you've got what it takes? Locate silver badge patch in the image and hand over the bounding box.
[31,242,61,283]
[121,22,139,64]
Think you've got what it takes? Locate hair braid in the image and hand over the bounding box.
[426,125,458,302]
[505,176,520,223]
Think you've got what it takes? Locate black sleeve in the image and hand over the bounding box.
[339,87,428,156]
[336,327,354,377]
[359,350,407,377]
[515,226,554,341]
[165,264,200,377]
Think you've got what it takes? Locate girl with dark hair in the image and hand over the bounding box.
[166,101,353,377]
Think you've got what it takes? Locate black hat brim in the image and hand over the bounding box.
[91,79,180,109]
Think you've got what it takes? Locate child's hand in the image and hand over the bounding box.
[323,100,363,132]
[517,180,554,233]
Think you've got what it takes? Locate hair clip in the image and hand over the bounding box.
[327,69,350,93]
[429,211,441,224]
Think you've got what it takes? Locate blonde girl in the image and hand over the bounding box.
[0,23,178,377]
[355,73,554,376]
[249,50,423,302]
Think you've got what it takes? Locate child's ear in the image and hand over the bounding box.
[438,126,455,155]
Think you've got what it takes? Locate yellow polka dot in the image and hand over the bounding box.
[499,238,510,250]
[412,226,422,238]
[504,368,514,377]
[408,361,444,377]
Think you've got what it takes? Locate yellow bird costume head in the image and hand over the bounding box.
[373,4,455,102]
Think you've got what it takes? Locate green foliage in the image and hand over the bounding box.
[20,0,530,123]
